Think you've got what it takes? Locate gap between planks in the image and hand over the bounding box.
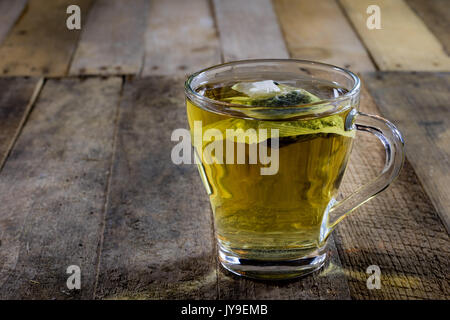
[0,77,44,172]
[92,76,125,299]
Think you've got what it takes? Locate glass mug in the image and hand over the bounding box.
[184,59,404,280]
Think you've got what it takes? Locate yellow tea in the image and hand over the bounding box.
[187,80,356,260]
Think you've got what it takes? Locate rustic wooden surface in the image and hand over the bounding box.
[0,78,122,299]
[69,0,149,76]
[273,0,375,72]
[0,0,28,45]
[95,76,218,299]
[141,0,221,76]
[0,77,43,170]
[213,0,289,61]
[365,72,450,233]
[335,87,450,299]
[339,0,450,71]
[0,0,448,300]
[406,0,450,55]
[0,0,93,77]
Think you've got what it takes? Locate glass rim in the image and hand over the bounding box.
[184,59,361,111]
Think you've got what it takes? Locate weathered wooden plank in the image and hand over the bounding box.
[339,0,450,71]
[94,76,218,299]
[141,0,221,76]
[0,0,28,44]
[334,86,450,299]
[365,72,450,233]
[406,0,450,55]
[0,0,93,77]
[0,77,123,299]
[273,0,375,72]
[0,77,43,171]
[96,0,222,295]
[69,0,149,76]
[213,0,289,61]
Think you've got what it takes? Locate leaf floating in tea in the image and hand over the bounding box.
[227,80,321,107]
[231,80,281,99]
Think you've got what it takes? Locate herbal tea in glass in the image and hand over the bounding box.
[185,60,404,279]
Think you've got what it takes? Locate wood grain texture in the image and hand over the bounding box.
[213,0,289,61]
[273,0,375,72]
[0,77,123,299]
[69,0,149,76]
[340,0,450,71]
[0,0,93,77]
[406,0,450,55]
[365,72,450,233]
[141,0,221,76]
[94,76,217,299]
[0,77,43,171]
[0,0,28,44]
[334,86,450,299]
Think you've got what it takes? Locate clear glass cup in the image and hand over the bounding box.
[185,59,404,280]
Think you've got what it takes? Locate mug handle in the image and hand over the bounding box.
[327,111,405,231]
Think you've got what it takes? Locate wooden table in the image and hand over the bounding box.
[0,0,448,300]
